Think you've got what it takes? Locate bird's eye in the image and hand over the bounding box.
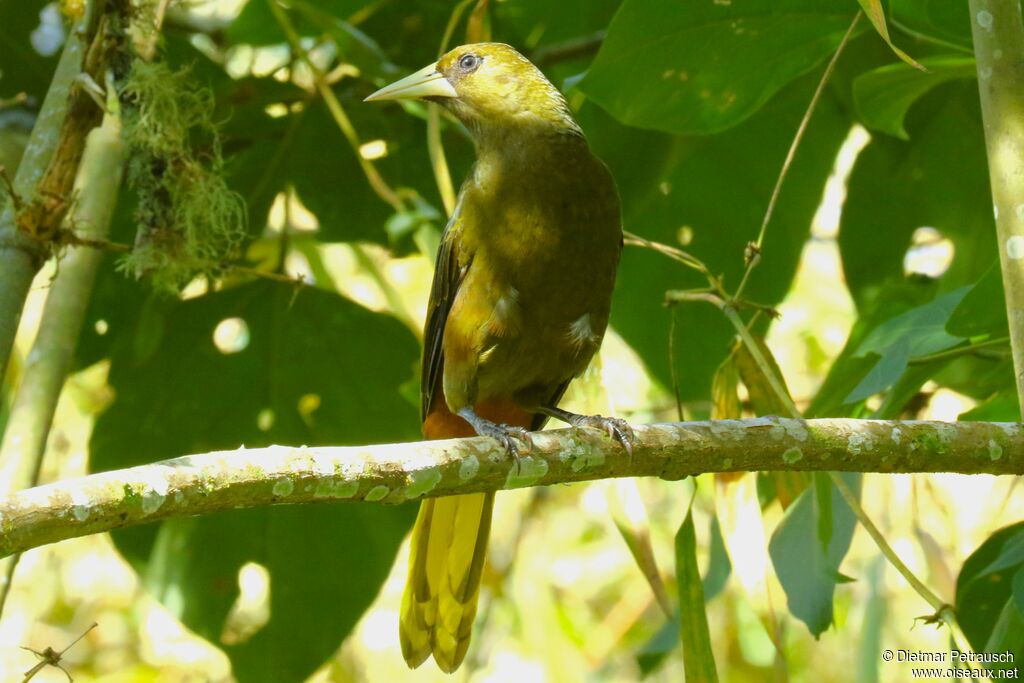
[458,54,481,72]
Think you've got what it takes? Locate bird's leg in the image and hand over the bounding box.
[457,407,533,471]
[538,406,634,456]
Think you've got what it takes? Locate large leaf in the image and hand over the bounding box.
[983,594,1024,674]
[578,0,862,134]
[947,261,1009,339]
[960,392,1019,422]
[956,523,1024,657]
[584,69,851,402]
[91,281,420,681]
[840,82,996,309]
[768,472,860,637]
[808,277,993,418]
[853,55,976,139]
[493,0,621,54]
[845,286,969,402]
[890,0,972,51]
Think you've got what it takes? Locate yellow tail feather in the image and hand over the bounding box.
[400,492,494,672]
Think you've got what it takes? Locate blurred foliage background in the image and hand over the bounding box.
[1,0,1024,681]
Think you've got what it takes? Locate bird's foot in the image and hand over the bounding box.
[540,406,634,457]
[457,407,533,471]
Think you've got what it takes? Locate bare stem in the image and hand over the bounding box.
[267,0,405,214]
[0,89,124,617]
[0,32,89,384]
[968,0,1024,418]
[733,11,861,300]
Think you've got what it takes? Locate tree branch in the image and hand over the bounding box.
[0,418,1020,559]
[0,31,89,383]
[969,0,1024,417]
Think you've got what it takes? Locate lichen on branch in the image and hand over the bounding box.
[0,418,1021,560]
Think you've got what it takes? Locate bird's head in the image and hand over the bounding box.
[365,43,580,139]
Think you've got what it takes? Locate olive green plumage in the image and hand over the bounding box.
[367,42,622,672]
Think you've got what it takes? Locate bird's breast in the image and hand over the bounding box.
[446,150,621,401]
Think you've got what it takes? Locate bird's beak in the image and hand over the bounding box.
[364,62,458,102]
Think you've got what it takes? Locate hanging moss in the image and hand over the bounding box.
[118,59,245,292]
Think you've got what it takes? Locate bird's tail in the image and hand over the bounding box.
[400,402,530,672]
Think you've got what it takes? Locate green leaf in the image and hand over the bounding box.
[1014,568,1024,616]
[675,507,719,683]
[845,335,912,403]
[959,392,1020,422]
[853,55,976,139]
[586,68,851,402]
[289,0,396,81]
[982,594,1024,674]
[872,357,947,418]
[768,472,860,637]
[632,506,730,677]
[808,278,942,417]
[947,261,1008,338]
[91,281,420,680]
[148,504,414,683]
[703,513,732,601]
[855,558,887,683]
[844,287,969,402]
[890,0,972,51]
[840,82,996,309]
[978,535,1024,578]
[636,615,680,676]
[493,0,621,56]
[856,0,924,70]
[578,0,862,134]
[956,522,1024,652]
[161,20,471,245]
[856,285,969,358]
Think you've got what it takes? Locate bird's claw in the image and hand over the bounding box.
[570,415,634,457]
[477,422,533,472]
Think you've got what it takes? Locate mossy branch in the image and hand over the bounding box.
[0,418,1020,559]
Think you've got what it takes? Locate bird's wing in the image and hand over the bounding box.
[421,199,469,420]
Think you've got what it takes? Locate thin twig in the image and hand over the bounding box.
[267,0,406,214]
[664,289,779,318]
[668,308,684,421]
[623,230,714,280]
[733,11,862,300]
[21,622,97,682]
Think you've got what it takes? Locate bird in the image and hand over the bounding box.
[366,42,630,673]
